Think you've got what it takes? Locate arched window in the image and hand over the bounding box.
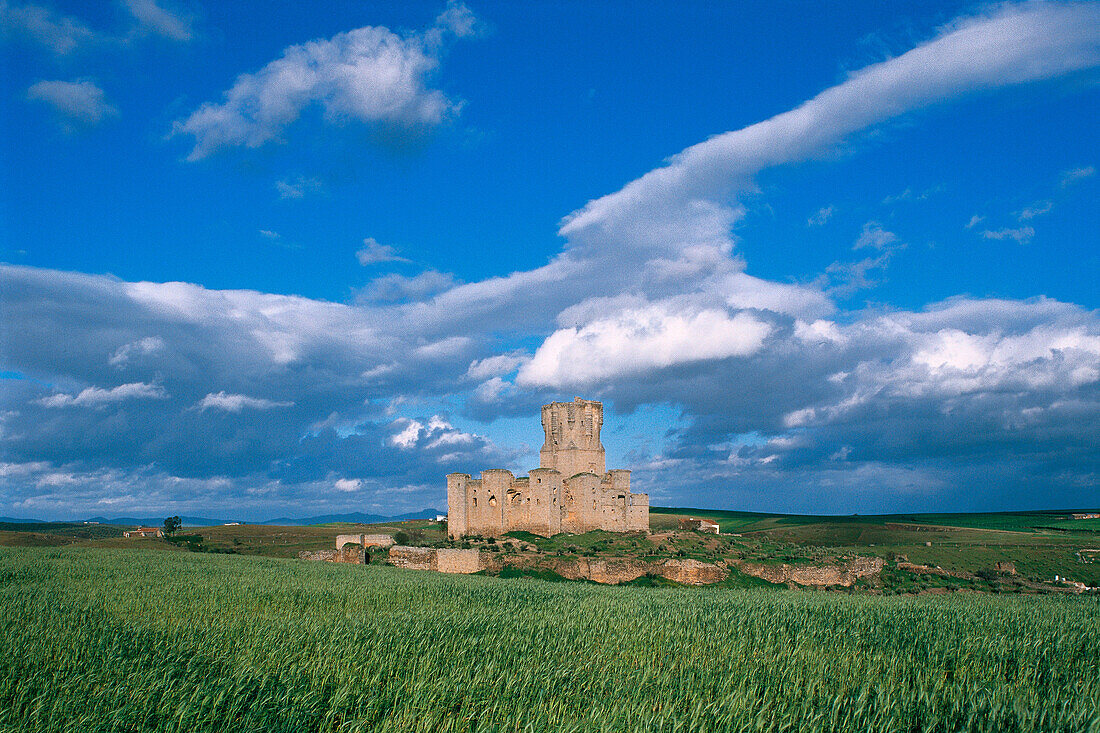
[472,497,477,507]
[489,496,497,507]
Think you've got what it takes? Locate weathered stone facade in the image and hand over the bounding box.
[447,398,649,538]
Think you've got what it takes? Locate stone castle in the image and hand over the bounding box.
[447,398,649,538]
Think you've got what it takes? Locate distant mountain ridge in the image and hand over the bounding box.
[1,509,444,527]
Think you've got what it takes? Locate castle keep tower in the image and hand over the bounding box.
[446,398,648,538]
[540,398,605,478]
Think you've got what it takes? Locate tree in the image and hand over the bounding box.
[163,516,181,536]
[394,531,409,546]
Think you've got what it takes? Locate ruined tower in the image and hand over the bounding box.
[447,397,648,538]
[540,397,605,478]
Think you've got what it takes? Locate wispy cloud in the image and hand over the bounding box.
[27,79,117,126]
[356,237,409,265]
[121,0,191,42]
[981,226,1035,244]
[1016,200,1053,221]
[197,392,293,412]
[882,187,938,205]
[0,1,97,54]
[275,175,323,200]
[1,0,192,54]
[807,205,835,227]
[37,382,166,408]
[1060,165,1095,187]
[109,336,165,367]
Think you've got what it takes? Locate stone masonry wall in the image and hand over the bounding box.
[336,533,395,549]
[387,546,491,574]
[298,547,367,564]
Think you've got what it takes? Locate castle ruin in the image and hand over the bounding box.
[447,398,649,538]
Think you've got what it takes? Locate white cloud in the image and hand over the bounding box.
[109,336,165,367]
[981,226,1034,244]
[466,353,529,380]
[517,304,771,388]
[121,0,191,41]
[389,414,479,451]
[794,319,846,345]
[356,237,408,265]
[334,477,361,492]
[473,376,510,403]
[27,79,117,125]
[197,392,293,412]
[37,382,166,408]
[357,269,458,303]
[275,175,323,199]
[1060,165,1095,187]
[882,187,937,205]
[1016,200,1053,220]
[390,418,423,448]
[0,1,96,54]
[807,205,834,227]
[854,221,899,251]
[558,2,1100,271]
[172,3,478,160]
[965,214,984,229]
[718,273,834,319]
[1,0,192,54]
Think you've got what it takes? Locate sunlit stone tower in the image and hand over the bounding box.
[539,398,605,478]
[446,398,648,538]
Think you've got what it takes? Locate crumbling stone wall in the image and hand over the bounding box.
[387,546,491,574]
[298,547,367,564]
[435,549,484,574]
[388,546,435,571]
[336,533,395,549]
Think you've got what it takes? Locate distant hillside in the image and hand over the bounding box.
[1,508,446,528]
[256,509,444,526]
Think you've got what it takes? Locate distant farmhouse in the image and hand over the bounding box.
[123,527,162,538]
[447,398,649,538]
[679,518,720,534]
[1072,513,1100,520]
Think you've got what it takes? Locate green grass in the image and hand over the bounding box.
[1,547,1098,732]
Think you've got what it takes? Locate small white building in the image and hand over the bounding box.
[124,527,163,538]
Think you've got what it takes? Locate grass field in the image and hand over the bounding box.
[1,547,1098,732]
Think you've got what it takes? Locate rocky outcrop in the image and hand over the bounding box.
[738,556,883,587]
[994,561,1017,575]
[515,556,728,585]
[897,561,953,577]
[659,559,729,585]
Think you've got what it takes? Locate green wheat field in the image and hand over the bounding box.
[1,547,1097,732]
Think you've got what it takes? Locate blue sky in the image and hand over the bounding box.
[1,0,1098,520]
